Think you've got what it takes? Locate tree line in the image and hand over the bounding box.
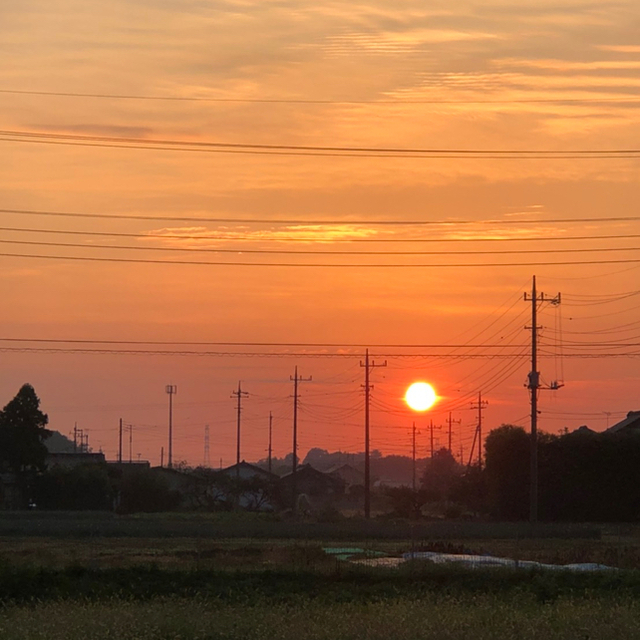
[2,383,640,520]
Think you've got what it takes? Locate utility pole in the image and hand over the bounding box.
[73,423,78,453]
[76,428,85,453]
[524,275,561,525]
[291,366,312,513]
[448,412,461,455]
[204,425,210,467]
[360,349,387,519]
[231,382,249,482]
[412,421,418,493]
[160,446,164,468]
[268,412,273,474]
[166,385,177,468]
[430,420,434,458]
[118,418,123,464]
[470,393,488,469]
[129,424,133,464]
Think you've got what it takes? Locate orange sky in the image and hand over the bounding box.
[0,0,639,466]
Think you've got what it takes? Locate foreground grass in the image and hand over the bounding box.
[1,594,639,640]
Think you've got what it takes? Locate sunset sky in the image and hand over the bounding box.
[0,0,638,466]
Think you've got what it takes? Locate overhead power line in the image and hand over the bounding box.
[0,338,529,348]
[1,130,639,158]
[4,251,640,268]
[0,346,636,358]
[3,207,640,227]
[2,88,639,105]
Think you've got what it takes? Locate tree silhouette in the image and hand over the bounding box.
[0,384,50,473]
[421,447,460,501]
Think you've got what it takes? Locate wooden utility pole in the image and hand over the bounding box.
[268,412,273,474]
[412,421,417,493]
[524,275,561,525]
[448,412,461,455]
[231,382,249,482]
[290,367,311,512]
[430,419,434,458]
[470,393,488,469]
[360,349,387,519]
[165,385,177,468]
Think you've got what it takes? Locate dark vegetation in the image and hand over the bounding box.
[3,384,640,524]
[0,563,639,605]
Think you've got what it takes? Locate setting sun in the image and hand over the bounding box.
[404,382,438,412]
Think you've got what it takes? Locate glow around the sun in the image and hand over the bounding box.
[404,382,438,412]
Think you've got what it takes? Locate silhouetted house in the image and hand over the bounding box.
[47,452,106,469]
[606,411,640,435]
[220,461,278,482]
[150,466,194,493]
[219,462,278,511]
[327,463,364,488]
[279,464,344,508]
[573,425,597,435]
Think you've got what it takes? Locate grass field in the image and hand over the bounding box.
[1,512,640,638]
[2,594,640,640]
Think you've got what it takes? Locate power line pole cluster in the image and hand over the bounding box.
[360,349,387,519]
[73,424,89,453]
[291,366,311,513]
[524,275,561,525]
[473,392,489,469]
[467,393,488,469]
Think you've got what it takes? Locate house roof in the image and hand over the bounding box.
[220,460,278,480]
[606,411,640,434]
[280,464,344,487]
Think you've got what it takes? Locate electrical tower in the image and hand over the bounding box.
[290,366,312,513]
[524,275,561,525]
[204,425,210,467]
[166,385,177,468]
[360,349,387,519]
[118,418,123,463]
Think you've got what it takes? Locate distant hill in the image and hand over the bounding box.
[45,430,76,453]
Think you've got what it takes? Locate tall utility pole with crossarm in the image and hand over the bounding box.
[360,349,387,519]
[231,382,249,482]
[524,275,561,525]
[290,366,311,512]
[166,385,177,468]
